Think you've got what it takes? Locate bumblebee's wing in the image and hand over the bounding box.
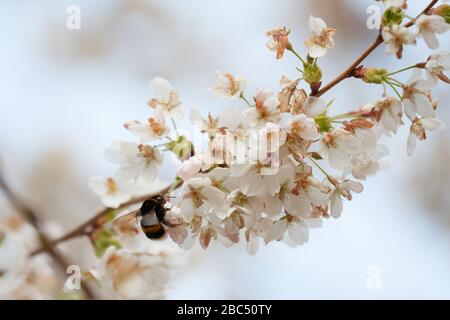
[161,218,183,228]
[113,210,140,234]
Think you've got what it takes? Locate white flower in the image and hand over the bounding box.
[219,107,248,133]
[320,123,388,180]
[105,141,163,182]
[402,70,436,121]
[189,109,220,136]
[292,95,327,117]
[264,215,322,247]
[407,117,445,156]
[210,72,246,99]
[92,247,171,299]
[278,76,299,112]
[425,51,450,84]
[415,15,449,49]
[179,176,227,221]
[89,177,132,208]
[266,27,291,59]
[124,109,169,143]
[177,155,203,181]
[328,179,363,219]
[244,89,280,128]
[286,113,320,141]
[263,165,325,218]
[248,122,286,157]
[148,77,183,120]
[382,24,416,59]
[244,212,273,255]
[286,165,328,217]
[320,128,360,170]
[304,16,336,58]
[370,96,404,135]
[230,155,282,197]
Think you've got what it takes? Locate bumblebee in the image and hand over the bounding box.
[113,195,179,239]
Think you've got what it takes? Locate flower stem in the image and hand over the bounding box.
[386,65,417,76]
[383,79,403,100]
[171,117,179,137]
[240,93,253,108]
[288,47,306,65]
[309,157,333,182]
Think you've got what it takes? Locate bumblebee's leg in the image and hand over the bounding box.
[155,205,166,221]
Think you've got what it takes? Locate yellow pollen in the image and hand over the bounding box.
[107,177,117,194]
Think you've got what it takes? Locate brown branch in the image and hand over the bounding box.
[0,173,97,300]
[315,0,439,98]
[30,184,174,256]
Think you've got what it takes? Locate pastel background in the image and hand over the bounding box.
[0,0,449,299]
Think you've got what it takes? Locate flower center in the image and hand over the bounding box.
[107,177,117,194]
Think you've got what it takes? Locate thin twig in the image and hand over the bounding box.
[0,173,97,300]
[315,0,438,98]
[30,184,174,256]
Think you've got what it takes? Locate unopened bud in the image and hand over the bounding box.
[363,68,388,84]
[432,5,450,24]
[303,62,322,85]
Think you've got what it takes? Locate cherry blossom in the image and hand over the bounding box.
[89,177,133,208]
[210,72,246,99]
[148,77,183,120]
[382,24,416,59]
[402,69,436,121]
[425,51,450,84]
[407,117,446,156]
[266,27,291,59]
[305,16,336,58]
[415,15,449,49]
[125,109,169,143]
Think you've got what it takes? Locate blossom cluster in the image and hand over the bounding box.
[89,0,449,260]
[0,216,60,299]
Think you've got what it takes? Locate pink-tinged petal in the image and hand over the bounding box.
[420,118,445,131]
[330,191,343,219]
[309,16,326,35]
[149,77,172,101]
[284,193,311,218]
[406,132,416,156]
[414,94,435,118]
[305,97,327,117]
[403,99,417,121]
[264,219,288,243]
[306,186,327,206]
[202,186,227,210]
[230,163,252,177]
[264,196,283,216]
[240,172,264,196]
[422,32,439,50]
[287,221,309,245]
[308,44,327,58]
[342,180,364,193]
[246,233,259,255]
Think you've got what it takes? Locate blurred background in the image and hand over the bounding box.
[0,0,449,299]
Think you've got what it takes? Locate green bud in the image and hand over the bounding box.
[92,229,122,257]
[364,68,388,84]
[383,7,404,26]
[314,113,333,133]
[309,152,323,160]
[303,62,322,85]
[166,135,195,161]
[434,5,450,24]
